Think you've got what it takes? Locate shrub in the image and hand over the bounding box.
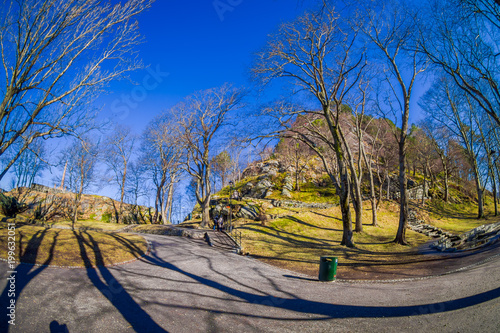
[102,212,112,222]
[0,193,25,217]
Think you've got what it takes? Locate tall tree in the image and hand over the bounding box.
[176,84,243,228]
[103,125,136,224]
[356,0,427,244]
[211,150,232,191]
[419,0,500,128]
[420,120,454,203]
[253,5,366,246]
[142,114,183,225]
[8,139,47,189]
[125,161,149,221]
[275,136,313,192]
[421,76,487,218]
[61,138,99,227]
[0,0,153,180]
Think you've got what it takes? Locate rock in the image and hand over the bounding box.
[249,179,274,199]
[282,188,292,198]
[283,175,294,191]
[241,182,254,196]
[236,205,259,220]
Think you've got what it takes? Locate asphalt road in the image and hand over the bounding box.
[1,234,499,332]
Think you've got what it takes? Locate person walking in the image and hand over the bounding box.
[214,214,219,231]
[218,215,224,231]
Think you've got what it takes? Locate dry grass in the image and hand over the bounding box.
[0,222,147,267]
[44,220,128,232]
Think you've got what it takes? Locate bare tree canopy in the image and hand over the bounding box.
[103,124,136,223]
[175,84,244,227]
[253,4,367,247]
[142,113,183,224]
[0,0,153,180]
[419,0,500,129]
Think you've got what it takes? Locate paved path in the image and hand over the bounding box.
[1,234,500,332]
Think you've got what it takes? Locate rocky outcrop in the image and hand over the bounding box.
[236,205,260,220]
[384,176,429,201]
[242,160,280,179]
[6,188,153,224]
[241,178,274,199]
[431,221,500,252]
[281,175,293,198]
[407,209,500,252]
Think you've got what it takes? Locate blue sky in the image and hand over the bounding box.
[98,0,319,133]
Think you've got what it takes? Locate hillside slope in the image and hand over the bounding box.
[183,158,500,279]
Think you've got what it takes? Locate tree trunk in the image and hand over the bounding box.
[164,180,175,225]
[364,150,378,227]
[493,177,498,217]
[495,162,500,216]
[476,179,485,219]
[200,194,211,228]
[339,173,354,247]
[72,194,80,229]
[421,166,426,206]
[295,158,301,192]
[395,141,409,245]
[161,186,168,225]
[351,179,363,233]
[386,172,391,200]
[118,161,127,224]
[443,165,449,203]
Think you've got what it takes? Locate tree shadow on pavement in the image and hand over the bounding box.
[75,230,166,333]
[141,246,500,321]
[0,229,58,333]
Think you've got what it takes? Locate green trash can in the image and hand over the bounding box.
[318,256,338,281]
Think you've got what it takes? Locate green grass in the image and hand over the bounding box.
[421,196,499,234]
[237,200,429,277]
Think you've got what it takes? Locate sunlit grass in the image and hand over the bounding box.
[0,223,147,267]
[43,220,128,231]
[421,196,499,234]
[238,201,429,277]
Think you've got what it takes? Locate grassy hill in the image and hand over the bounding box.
[182,158,500,279]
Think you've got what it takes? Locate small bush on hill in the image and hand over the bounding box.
[0,193,25,217]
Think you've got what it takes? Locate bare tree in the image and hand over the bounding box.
[352,81,379,226]
[61,138,99,228]
[356,0,427,244]
[420,120,454,203]
[6,139,47,189]
[103,125,136,224]
[253,5,366,247]
[421,76,487,218]
[419,0,500,128]
[176,84,243,228]
[275,136,313,192]
[125,160,149,221]
[211,150,232,190]
[0,0,153,180]
[142,114,183,225]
